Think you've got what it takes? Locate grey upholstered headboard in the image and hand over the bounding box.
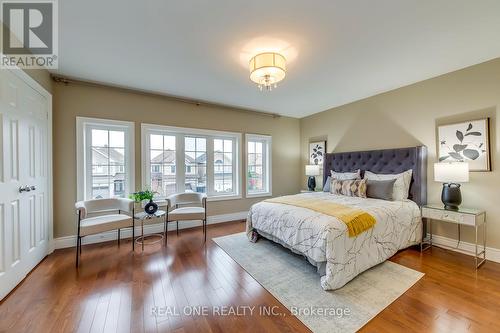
[323,146,427,206]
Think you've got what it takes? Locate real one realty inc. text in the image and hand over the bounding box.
[152,305,351,318]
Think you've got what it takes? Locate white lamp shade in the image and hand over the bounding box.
[305,164,320,176]
[249,52,286,85]
[434,162,469,183]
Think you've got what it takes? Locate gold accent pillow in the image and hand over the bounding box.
[330,178,368,198]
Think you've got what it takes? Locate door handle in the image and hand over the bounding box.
[19,185,31,193]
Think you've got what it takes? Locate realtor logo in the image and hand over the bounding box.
[1,0,58,68]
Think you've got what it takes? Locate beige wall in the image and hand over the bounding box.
[24,68,52,93]
[301,58,500,248]
[53,82,301,237]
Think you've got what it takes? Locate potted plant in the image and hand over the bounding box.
[130,189,158,215]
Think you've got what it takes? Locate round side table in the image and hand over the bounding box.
[134,210,167,251]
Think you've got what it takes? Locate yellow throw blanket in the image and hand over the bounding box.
[265,195,376,237]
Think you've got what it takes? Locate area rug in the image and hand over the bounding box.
[213,232,424,333]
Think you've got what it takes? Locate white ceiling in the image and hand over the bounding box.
[54,0,500,118]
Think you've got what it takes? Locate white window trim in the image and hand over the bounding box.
[245,133,272,198]
[76,117,135,201]
[141,123,242,201]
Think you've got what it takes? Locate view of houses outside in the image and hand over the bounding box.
[147,135,236,197]
[90,130,256,199]
[149,141,234,197]
[91,129,264,199]
[91,129,126,199]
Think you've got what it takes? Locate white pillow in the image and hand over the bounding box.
[330,169,361,180]
[364,169,412,201]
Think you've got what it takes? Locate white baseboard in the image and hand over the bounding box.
[429,233,500,264]
[53,211,248,250]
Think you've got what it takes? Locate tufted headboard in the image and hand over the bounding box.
[323,146,427,206]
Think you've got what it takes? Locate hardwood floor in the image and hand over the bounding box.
[1,221,500,333]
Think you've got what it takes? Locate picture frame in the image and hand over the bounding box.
[309,141,326,166]
[437,118,491,171]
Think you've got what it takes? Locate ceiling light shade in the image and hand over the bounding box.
[249,52,286,91]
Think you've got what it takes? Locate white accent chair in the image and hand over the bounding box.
[166,192,207,243]
[75,198,135,266]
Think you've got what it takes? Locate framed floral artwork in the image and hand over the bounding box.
[309,141,326,166]
[437,118,491,171]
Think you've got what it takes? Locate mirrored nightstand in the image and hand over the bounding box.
[421,204,486,268]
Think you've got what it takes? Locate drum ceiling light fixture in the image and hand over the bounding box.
[249,52,286,91]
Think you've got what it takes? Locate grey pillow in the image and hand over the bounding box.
[366,179,396,201]
[323,176,331,192]
[330,169,361,180]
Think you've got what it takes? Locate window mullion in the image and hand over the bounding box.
[144,130,151,195]
[233,138,238,196]
[266,139,271,193]
[206,137,214,195]
[107,130,111,198]
[176,133,185,193]
[263,140,268,192]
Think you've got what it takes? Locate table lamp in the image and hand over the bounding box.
[305,165,320,191]
[434,162,469,210]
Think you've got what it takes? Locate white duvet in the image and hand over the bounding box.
[246,192,422,290]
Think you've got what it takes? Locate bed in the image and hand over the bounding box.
[246,146,427,290]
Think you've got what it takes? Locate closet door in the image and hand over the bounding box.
[0,69,50,300]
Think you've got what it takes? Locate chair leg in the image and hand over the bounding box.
[141,220,145,252]
[132,218,135,251]
[79,237,82,254]
[176,221,179,235]
[204,220,206,242]
[118,229,121,246]
[164,218,167,245]
[75,237,79,267]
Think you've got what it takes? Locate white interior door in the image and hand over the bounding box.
[0,69,51,301]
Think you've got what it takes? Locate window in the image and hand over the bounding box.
[76,117,135,201]
[114,180,124,194]
[214,139,234,194]
[246,134,272,197]
[142,124,241,200]
[149,133,176,197]
[185,136,207,193]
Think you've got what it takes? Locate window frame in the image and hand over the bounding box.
[141,123,242,201]
[76,117,135,201]
[245,134,272,198]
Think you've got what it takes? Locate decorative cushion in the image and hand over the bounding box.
[364,169,412,201]
[169,206,205,221]
[330,169,361,180]
[80,214,133,236]
[366,179,396,201]
[330,178,367,198]
[325,170,361,192]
